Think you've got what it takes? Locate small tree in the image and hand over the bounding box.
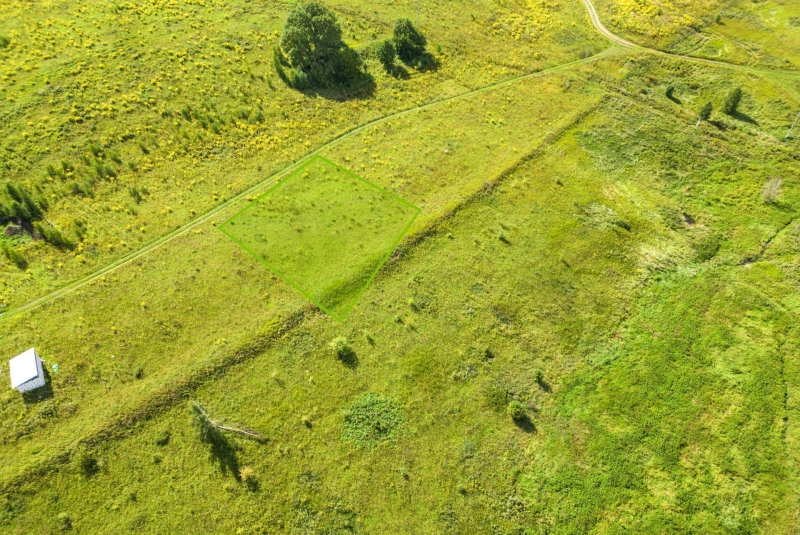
[393,19,427,64]
[722,87,742,115]
[696,102,713,127]
[376,39,396,72]
[665,85,675,100]
[507,400,526,421]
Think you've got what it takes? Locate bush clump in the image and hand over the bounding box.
[393,19,427,65]
[376,39,396,73]
[341,392,404,449]
[75,447,100,478]
[722,87,742,115]
[34,222,74,249]
[507,400,526,421]
[2,243,26,269]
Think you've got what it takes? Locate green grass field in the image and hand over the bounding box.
[595,0,800,69]
[2,0,800,533]
[220,156,419,319]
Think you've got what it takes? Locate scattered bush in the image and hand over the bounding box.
[2,243,27,269]
[696,102,713,127]
[240,466,258,491]
[57,512,72,531]
[154,429,171,446]
[393,19,427,65]
[75,447,100,477]
[0,36,10,49]
[665,85,675,100]
[329,336,350,358]
[722,87,742,115]
[694,233,722,262]
[341,392,404,449]
[34,222,74,249]
[507,400,526,421]
[762,177,782,204]
[376,40,396,72]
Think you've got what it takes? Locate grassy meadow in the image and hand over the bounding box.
[220,156,420,319]
[0,0,605,309]
[595,0,800,70]
[1,0,800,533]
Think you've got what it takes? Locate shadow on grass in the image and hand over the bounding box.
[202,426,241,480]
[514,416,536,433]
[337,347,359,369]
[732,110,759,125]
[667,95,683,105]
[400,52,440,73]
[22,367,54,404]
[299,74,376,102]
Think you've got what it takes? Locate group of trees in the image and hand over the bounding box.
[273,2,430,90]
[693,86,744,127]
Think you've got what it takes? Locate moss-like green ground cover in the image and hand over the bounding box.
[220,156,419,319]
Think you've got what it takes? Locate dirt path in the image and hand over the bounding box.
[582,0,800,91]
[0,48,622,321]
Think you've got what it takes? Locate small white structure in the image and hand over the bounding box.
[9,348,46,393]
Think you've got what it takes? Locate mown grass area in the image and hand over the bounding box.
[2,49,800,531]
[595,0,800,70]
[0,0,605,309]
[220,156,419,320]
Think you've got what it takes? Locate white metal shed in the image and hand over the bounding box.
[9,348,45,393]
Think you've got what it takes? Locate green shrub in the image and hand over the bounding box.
[341,392,404,448]
[0,36,10,49]
[722,87,742,115]
[75,448,100,477]
[665,85,675,99]
[507,400,526,421]
[696,102,713,126]
[694,233,721,262]
[2,243,27,269]
[376,39,396,72]
[329,336,353,360]
[34,222,74,250]
[393,19,427,64]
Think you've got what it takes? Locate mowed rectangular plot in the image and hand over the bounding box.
[219,156,419,320]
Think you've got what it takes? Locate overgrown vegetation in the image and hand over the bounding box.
[341,392,404,449]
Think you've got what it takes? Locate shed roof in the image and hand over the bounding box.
[9,348,39,389]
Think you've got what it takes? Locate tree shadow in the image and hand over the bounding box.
[514,416,536,433]
[535,376,552,394]
[731,110,759,125]
[400,52,439,73]
[21,367,54,404]
[299,74,376,102]
[388,64,410,79]
[337,347,359,369]
[667,95,682,105]
[201,426,241,480]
